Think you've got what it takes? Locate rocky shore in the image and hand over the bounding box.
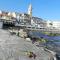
[0,29,56,60]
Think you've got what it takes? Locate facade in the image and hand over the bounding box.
[46,20,53,27]
[52,21,60,29]
[32,17,47,28]
[46,20,60,29]
[0,4,47,29]
[15,13,31,26]
[0,4,60,32]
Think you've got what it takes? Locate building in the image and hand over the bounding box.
[52,21,60,29]
[0,4,50,29]
[32,17,46,28]
[46,20,53,27]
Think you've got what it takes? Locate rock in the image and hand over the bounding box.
[0,29,54,60]
[19,29,27,38]
[26,38,31,41]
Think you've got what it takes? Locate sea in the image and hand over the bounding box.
[28,31,60,60]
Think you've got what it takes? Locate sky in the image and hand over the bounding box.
[0,0,60,21]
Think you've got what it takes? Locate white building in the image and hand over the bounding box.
[46,20,60,29]
[52,21,60,29]
[46,20,53,27]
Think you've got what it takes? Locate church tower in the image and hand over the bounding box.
[28,4,32,17]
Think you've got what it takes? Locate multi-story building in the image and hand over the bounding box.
[32,17,46,28]
[0,4,47,29]
[52,21,60,29]
[46,20,60,29]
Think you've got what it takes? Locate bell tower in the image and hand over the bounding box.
[28,4,32,17]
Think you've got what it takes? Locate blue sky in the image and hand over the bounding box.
[0,0,60,21]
